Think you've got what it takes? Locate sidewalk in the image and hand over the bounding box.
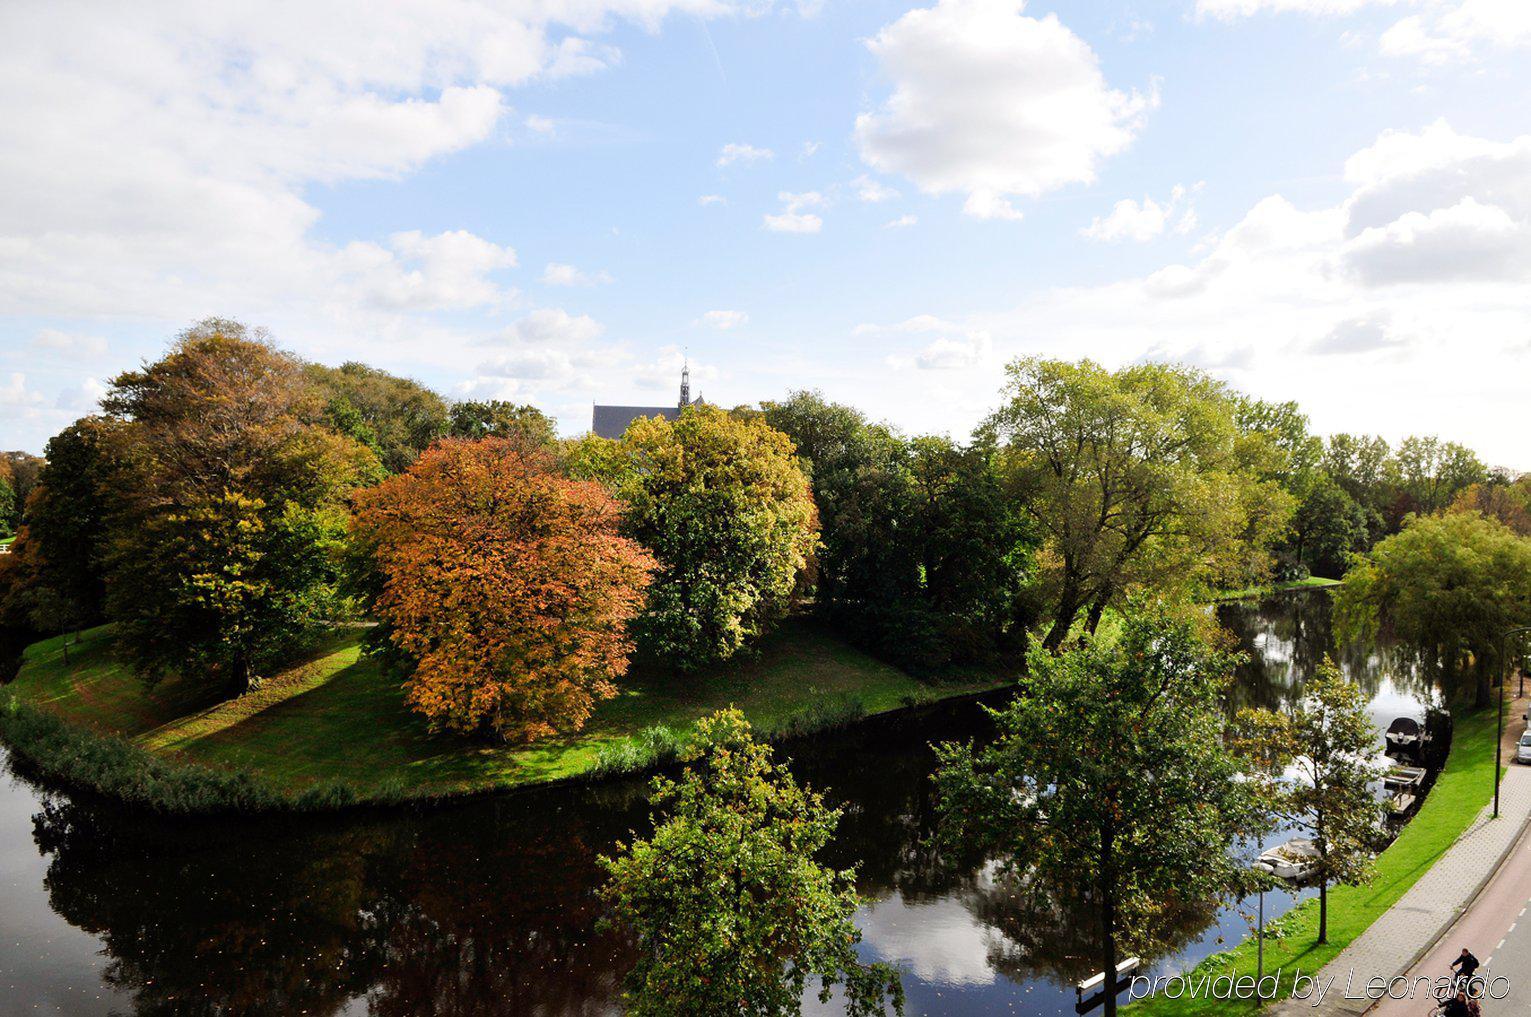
[1268,765,1531,1017]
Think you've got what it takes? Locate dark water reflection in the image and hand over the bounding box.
[0,591,1437,1016]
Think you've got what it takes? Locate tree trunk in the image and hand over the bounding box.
[1085,585,1113,637]
[1474,654,1492,710]
[1100,822,1119,1017]
[1318,881,1328,944]
[1042,582,1083,652]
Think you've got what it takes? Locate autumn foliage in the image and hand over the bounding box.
[353,438,654,742]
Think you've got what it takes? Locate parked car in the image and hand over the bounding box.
[1517,731,1531,766]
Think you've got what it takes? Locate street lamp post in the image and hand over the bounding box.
[1495,625,1531,820]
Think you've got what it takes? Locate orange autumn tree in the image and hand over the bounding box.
[353,438,655,742]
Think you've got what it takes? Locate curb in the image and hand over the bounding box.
[1356,772,1531,1015]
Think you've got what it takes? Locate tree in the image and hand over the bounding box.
[447,400,556,447]
[600,709,904,1016]
[1334,512,1531,707]
[102,319,378,693]
[1234,659,1383,944]
[5,417,121,627]
[1387,436,1485,523]
[0,472,13,538]
[1450,476,1531,536]
[1323,433,1392,541]
[1289,477,1370,579]
[932,608,1266,1017]
[306,362,449,474]
[0,451,45,530]
[577,405,817,670]
[984,358,1292,650]
[352,438,654,741]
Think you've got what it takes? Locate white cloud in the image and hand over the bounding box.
[855,0,1156,220]
[1082,184,1200,243]
[347,229,518,310]
[698,309,748,329]
[763,191,825,233]
[1196,0,1401,18]
[716,142,775,167]
[884,214,919,229]
[853,175,899,203]
[0,374,45,420]
[31,329,108,357]
[494,307,605,345]
[869,315,994,371]
[698,193,728,205]
[541,262,612,286]
[800,141,821,158]
[524,113,558,134]
[1311,314,1406,354]
[1382,2,1531,64]
[55,377,109,412]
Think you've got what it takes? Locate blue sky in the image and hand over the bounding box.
[2,0,1529,465]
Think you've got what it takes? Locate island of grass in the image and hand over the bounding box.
[0,620,1013,811]
[1211,575,1341,603]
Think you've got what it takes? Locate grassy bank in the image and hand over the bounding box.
[1,621,1010,810]
[1130,703,1505,1016]
[1211,576,1341,603]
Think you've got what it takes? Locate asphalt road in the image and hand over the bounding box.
[1367,788,1531,1017]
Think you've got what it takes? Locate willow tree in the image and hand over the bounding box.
[933,608,1267,1017]
[1335,511,1531,706]
[984,358,1293,650]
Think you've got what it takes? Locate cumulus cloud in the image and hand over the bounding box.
[1196,0,1401,17]
[869,315,995,371]
[698,309,748,329]
[884,214,919,229]
[493,307,605,345]
[0,374,45,420]
[1381,2,1531,63]
[854,175,899,203]
[763,191,825,233]
[1082,184,1200,243]
[698,193,728,205]
[55,377,109,412]
[541,262,612,286]
[855,0,1156,220]
[716,142,775,167]
[1311,314,1407,354]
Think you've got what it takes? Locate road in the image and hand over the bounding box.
[1366,775,1531,1017]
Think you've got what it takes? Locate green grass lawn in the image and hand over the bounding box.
[8,620,1009,799]
[1130,704,1505,1015]
[1211,576,1341,603]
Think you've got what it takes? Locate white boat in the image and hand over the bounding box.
[1384,765,1427,789]
[1254,838,1322,881]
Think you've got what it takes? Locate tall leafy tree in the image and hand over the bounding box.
[1335,512,1531,707]
[1234,659,1383,944]
[1387,436,1485,522]
[576,405,817,670]
[353,438,654,741]
[933,608,1266,1017]
[306,362,449,474]
[1450,476,1531,536]
[0,451,45,530]
[1323,433,1392,541]
[1289,477,1371,578]
[0,472,14,539]
[447,399,556,447]
[103,319,378,694]
[601,709,904,1017]
[985,358,1292,650]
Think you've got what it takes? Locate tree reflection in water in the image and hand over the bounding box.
[16,590,1440,1016]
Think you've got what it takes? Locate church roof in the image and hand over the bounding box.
[591,404,681,439]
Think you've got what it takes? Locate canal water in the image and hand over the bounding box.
[0,590,1440,1016]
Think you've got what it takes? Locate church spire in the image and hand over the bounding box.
[679,361,691,408]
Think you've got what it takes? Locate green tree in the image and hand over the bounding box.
[1289,476,1370,578]
[305,362,449,474]
[1335,512,1531,706]
[1386,436,1485,525]
[0,451,45,529]
[600,709,904,1017]
[1450,475,1531,536]
[985,358,1292,650]
[933,608,1266,1017]
[103,319,378,694]
[578,405,817,670]
[1234,659,1383,945]
[1323,433,1392,541]
[0,474,13,538]
[447,400,556,447]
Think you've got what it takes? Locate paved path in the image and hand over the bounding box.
[1268,764,1531,1017]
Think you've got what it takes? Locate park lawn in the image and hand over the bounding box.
[10,619,1007,798]
[1130,703,1505,1016]
[1212,576,1341,603]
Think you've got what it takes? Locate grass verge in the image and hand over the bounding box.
[2,619,1011,811]
[1129,704,1504,1015]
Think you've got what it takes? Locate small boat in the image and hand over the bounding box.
[1388,791,1417,816]
[1384,765,1427,789]
[1385,717,1423,750]
[1254,838,1322,881]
